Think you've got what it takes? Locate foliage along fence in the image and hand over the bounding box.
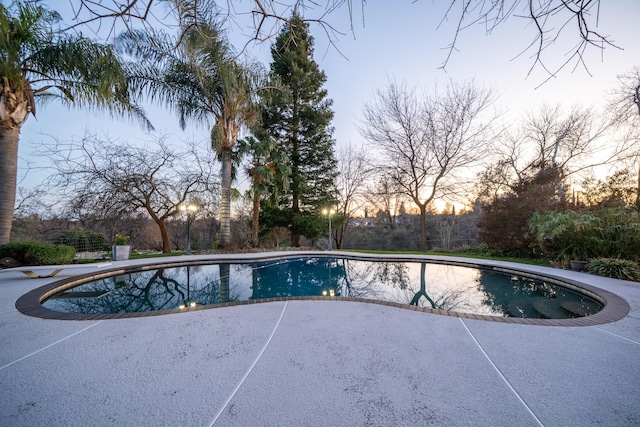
[9,211,479,254]
[529,207,640,261]
[53,229,110,252]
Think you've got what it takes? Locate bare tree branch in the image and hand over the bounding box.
[360,78,496,250]
[475,102,625,203]
[39,132,219,252]
[439,0,619,84]
[65,1,621,80]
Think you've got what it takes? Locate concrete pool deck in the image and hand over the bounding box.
[1,252,639,426]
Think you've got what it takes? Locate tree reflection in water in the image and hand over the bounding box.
[44,265,245,314]
[43,257,602,318]
[219,264,230,303]
[340,260,468,311]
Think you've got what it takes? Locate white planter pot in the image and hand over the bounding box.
[112,245,132,261]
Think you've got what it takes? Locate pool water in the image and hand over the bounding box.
[42,257,603,318]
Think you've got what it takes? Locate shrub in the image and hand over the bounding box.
[587,258,640,282]
[54,229,109,252]
[530,207,640,261]
[0,242,76,266]
[529,210,597,260]
[477,167,567,256]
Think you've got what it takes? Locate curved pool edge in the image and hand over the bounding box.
[14,251,631,325]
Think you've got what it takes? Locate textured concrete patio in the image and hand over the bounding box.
[1,252,639,426]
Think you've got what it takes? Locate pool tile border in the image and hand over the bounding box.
[14,253,631,326]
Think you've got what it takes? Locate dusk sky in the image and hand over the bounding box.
[18,1,640,194]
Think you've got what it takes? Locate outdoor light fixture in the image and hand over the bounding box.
[322,290,328,296]
[180,203,199,255]
[329,289,335,297]
[178,301,196,309]
[321,208,336,251]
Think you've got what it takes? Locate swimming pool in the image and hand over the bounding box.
[36,256,605,320]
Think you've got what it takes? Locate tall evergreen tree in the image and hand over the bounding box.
[262,14,337,247]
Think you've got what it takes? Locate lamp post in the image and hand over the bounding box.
[180,203,198,255]
[322,208,335,251]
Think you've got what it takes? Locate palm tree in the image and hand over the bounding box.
[236,135,290,247]
[120,12,265,248]
[0,1,149,245]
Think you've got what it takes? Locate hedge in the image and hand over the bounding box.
[0,242,76,266]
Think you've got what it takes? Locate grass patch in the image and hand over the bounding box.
[130,251,185,260]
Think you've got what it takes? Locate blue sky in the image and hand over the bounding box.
[18,1,640,194]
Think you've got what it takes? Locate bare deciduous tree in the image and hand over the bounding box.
[334,143,369,249]
[43,134,219,253]
[476,103,619,203]
[579,169,637,208]
[361,79,495,251]
[433,204,457,252]
[609,66,640,207]
[611,67,640,122]
[363,175,405,228]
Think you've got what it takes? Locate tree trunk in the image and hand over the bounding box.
[291,130,301,247]
[157,218,171,253]
[0,126,20,245]
[291,173,301,246]
[291,212,301,247]
[419,204,427,252]
[252,171,261,247]
[336,223,345,249]
[636,160,640,209]
[220,148,232,247]
[1,81,32,245]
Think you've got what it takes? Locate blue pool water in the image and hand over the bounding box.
[42,257,603,318]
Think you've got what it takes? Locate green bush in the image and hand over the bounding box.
[54,229,109,252]
[587,258,640,282]
[529,207,640,261]
[0,242,76,266]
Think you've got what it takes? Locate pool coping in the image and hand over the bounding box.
[14,251,631,326]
